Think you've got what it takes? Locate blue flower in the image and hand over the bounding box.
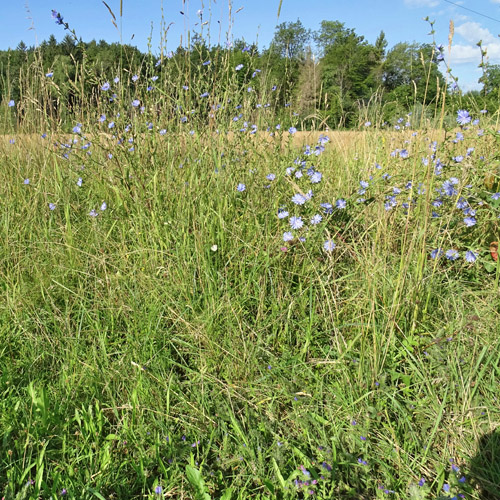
[323,240,336,252]
[132,74,139,82]
[76,177,82,187]
[132,99,140,107]
[336,199,347,209]
[101,202,107,211]
[46,72,53,77]
[464,217,476,227]
[465,251,477,263]
[457,110,471,126]
[72,123,82,134]
[310,172,322,184]
[430,248,443,259]
[101,82,110,91]
[291,193,306,205]
[235,64,244,71]
[200,92,209,98]
[237,183,246,192]
[283,231,293,242]
[49,203,56,211]
[446,249,459,261]
[203,60,211,66]
[321,202,333,214]
[8,100,15,107]
[51,10,64,25]
[278,209,289,219]
[155,486,162,495]
[289,216,303,230]
[289,127,297,135]
[310,214,322,225]
[266,173,276,181]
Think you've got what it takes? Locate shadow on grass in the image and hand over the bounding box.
[469,428,500,499]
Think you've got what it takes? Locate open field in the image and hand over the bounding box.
[1,111,500,500]
[1,15,500,497]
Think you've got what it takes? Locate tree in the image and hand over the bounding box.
[382,42,444,104]
[479,64,500,95]
[270,20,310,60]
[314,21,380,126]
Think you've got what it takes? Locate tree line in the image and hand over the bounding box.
[1,19,498,129]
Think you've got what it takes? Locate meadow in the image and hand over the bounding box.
[1,9,500,500]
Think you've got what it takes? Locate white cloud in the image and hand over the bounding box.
[404,0,439,7]
[455,21,497,44]
[491,0,500,5]
[448,22,500,65]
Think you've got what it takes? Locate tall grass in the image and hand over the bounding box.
[1,6,500,500]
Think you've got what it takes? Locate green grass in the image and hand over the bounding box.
[1,28,500,500]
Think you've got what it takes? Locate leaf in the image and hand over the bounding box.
[186,465,211,500]
[271,458,286,490]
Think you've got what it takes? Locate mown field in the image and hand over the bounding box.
[1,35,500,500]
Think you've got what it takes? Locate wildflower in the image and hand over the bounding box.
[323,240,336,252]
[60,488,67,496]
[24,178,30,184]
[278,209,289,219]
[114,76,119,83]
[202,60,211,66]
[399,149,409,159]
[446,249,459,261]
[310,214,322,225]
[132,99,140,107]
[235,64,244,71]
[89,209,99,217]
[132,74,139,82]
[200,92,209,98]
[289,127,297,134]
[77,177,82,187]
[443,484,450,493]
[364,121,371,127]
[291,193,306,205]
[46,72,53,77]
[51,10,64,25]
[289,216,303,230]
[49,203,56,211]
[360,180,369,189]
[101,202,107,211]
[266,173,276,181]
[491,193,500,200]
[456,109,471,126]
[108,121,115,129]
[101,82,110,91]
[336,199,347,209]
[155,486,163,494]
[72,123,82,134]
[283,232,293,242]
[237,183,246,192]
[310,172,322,184]
[321,202,333,214]
[99,114,106,123]
[465,251,477,263]
[430,249,443,259]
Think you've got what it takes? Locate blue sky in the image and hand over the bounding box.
[3,0,500,90]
